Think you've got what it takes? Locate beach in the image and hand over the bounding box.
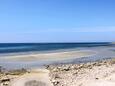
[0,44,115,86]
[1,59,115,86]
[48,59,115,86]
[0,45,115,69]
[0,0,115,85]
[0,49,97,69]
[1,50,96,61]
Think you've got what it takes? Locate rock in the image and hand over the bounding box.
[1,78,10,83]
[95,77,99,80]
[52,68,58,72]
[3,81,9,86]
[52,80,59,85]
[54,74,60,79]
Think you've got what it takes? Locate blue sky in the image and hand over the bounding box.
[0,0,115,42]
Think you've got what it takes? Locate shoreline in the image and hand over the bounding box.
[5,50,96,60]
[0,49,97,70]
[1,46,115,70]
[1,58,115,86]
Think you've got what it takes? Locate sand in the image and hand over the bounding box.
[10,69,53,86]
[1,48,115,86]
[1,59,115,86]
[48,59,115,86]
[1,50,96,61]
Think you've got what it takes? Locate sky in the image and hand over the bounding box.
[0,0,115,43]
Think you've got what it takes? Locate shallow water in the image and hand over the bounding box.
[0,44,115,70]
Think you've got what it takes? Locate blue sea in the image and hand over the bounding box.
[0,43,111,54]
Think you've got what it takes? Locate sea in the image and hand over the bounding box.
[0,42,111,54]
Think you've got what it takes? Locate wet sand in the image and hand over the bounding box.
[1,50,96,61]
